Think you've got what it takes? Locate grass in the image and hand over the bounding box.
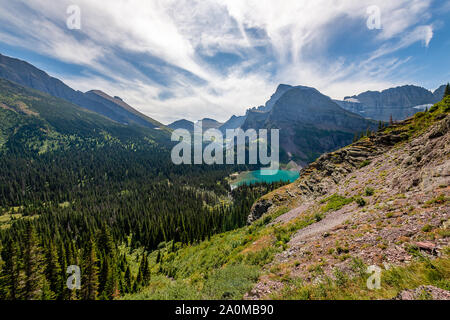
[123,204,318,300]
[272,253,450,300]
[126,264,260,300]
[359,160,371,168]
[383,95,450,138]
[424,194,449,207]
[320,194,354,213]
[0,212,39,230]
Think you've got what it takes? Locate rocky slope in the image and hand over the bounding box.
[245,96,450,299]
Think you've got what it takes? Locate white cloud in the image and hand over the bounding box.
[0,0,438,123]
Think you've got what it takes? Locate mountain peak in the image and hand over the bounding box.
[168,119,194,131]
[275,84,293,92]
[0,53,164,129]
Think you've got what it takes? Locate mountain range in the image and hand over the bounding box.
[0,52,447,167]
[168,118,223,132]
[0,51,449,302]
[241,85,378,165]
[0,53,164,129]
[334,85,445,121]
[0,78,170,155]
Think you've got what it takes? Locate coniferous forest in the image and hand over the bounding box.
[0,125,286,299]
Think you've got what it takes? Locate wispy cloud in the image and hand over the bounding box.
[0,0,444,123]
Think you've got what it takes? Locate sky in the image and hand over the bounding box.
[0,0,449,124]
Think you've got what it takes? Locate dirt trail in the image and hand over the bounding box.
[289,203,358,245]
[270,202,312,225]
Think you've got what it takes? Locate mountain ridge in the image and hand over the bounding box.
[241,85,378,165]
[338,84,446,121]
[0,53,164,129]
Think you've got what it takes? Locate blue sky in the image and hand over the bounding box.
[0,0,449,123]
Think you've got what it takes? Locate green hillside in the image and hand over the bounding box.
[0,78,170,155]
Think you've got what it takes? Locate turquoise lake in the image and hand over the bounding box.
[230,170,300,189]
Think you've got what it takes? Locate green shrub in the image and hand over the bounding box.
[333,268,348,287]
[364,187,375,196]
[359,160,371,168]
[354,196,366,207]
[320,194,353,213]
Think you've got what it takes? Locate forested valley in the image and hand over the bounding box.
[0,78,288,300]
[0,131,286,299]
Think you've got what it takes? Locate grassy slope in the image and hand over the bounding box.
[127,96,450,300]
[0,78,170,153]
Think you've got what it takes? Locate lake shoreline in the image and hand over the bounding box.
[229,169,300,189]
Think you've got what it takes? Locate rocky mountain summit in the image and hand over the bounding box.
[242,85,378,165]
[338,84,446,122]
[245,96,450,299]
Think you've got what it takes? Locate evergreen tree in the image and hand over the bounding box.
[40,277,55,300]
[81,240,99,300]
[445,83,450,97]
[124,266,132,294]
[0,241,23,299]
[23,224,45,300]
[141,254,151,286]
[97,225,115,256]
[44,240,62,299]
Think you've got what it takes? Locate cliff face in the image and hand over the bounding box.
[245,97,450,299]
[339,85,445,121]
[242,86,378,165]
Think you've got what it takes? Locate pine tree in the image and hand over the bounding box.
[97,225,114,256]
[445,83,450,97]
[142,254,151,286]
[0,241,23,299]
[23,224,45,300]
[124,266,132,294]
[44,240,62,299]
[81,240,99,300]
[389,114,394,125]
[40,277,55,300]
